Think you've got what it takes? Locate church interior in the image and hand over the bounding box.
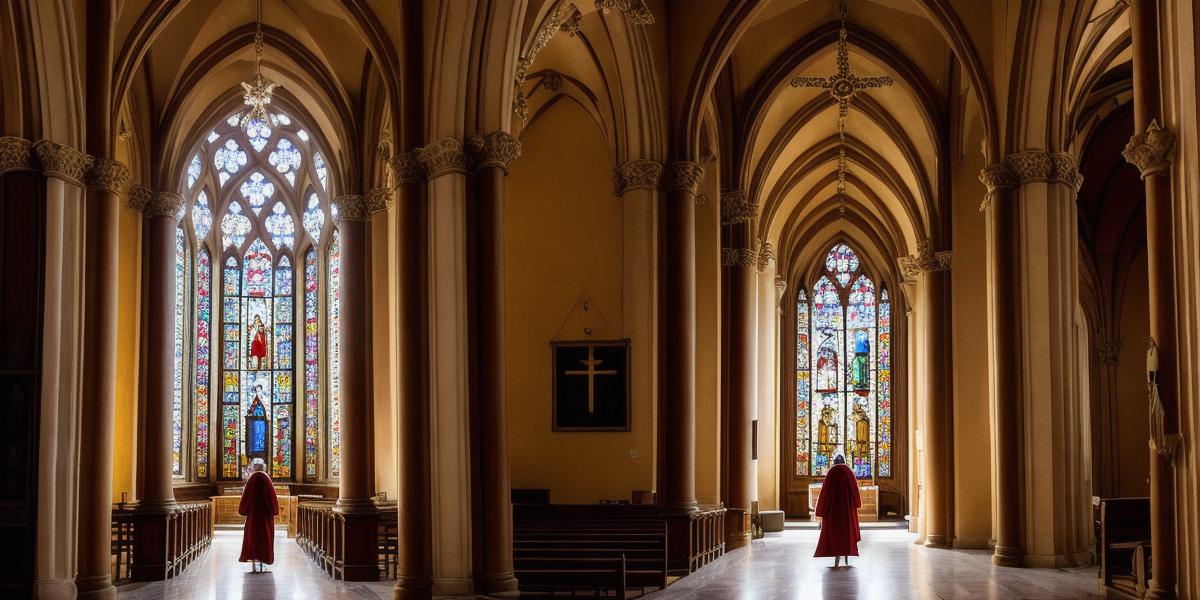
[2,0,1200,598]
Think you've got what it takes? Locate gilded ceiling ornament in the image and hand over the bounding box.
[595,0,655,24]
[560,11,583,36]
[662,161,704,196]
[0,137,34,175]
[467,131,522,173]
[612,159,662,196]
[332,194,371,222]
[366,187,393,214]
[977,149,1082,211]
[33,140,91,187]
[1122,119,1175,180]
[898,238,951,279]
[387,149,424,184]
[142,190,185,219]
[1096,341,1121,366]
[86,157,131,194]
[719,190,756,225]
[513,3,581,121]
[417,137,472,180]
[238,0,280,133]
[721,247,758,269]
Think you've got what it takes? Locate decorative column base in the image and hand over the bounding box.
[991,545,1025,567]
[925,534,950,549]
[725,508,751,549]
[75,574,116,600]
[478,573,519,597]
[336,499,381,581]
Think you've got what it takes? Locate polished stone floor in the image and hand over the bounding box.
[117,527,1103,599]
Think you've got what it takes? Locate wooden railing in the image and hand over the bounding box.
[166,502,213,578]
[115,501,212,582]
[296,501,343,579]
[684,505,726,572]
[111,505,137,583]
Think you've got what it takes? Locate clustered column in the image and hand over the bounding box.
[331,193,381,581]
[719,189,759,547]
[1124,0,1180,596]
[660,160,704,509]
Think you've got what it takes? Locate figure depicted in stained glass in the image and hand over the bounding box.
[850,329,871,392]
[817,405,838,459]
[250,315,268,369]
[852,403,870,465]
[248,394,268,454]
[815,344,838,392]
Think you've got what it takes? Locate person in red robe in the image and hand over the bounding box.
[239,462,280,571]
[814,455,861,567]
[250,316,268,370]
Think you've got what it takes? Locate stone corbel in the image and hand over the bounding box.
[467,131,522,174]
[1122,119,1175,180]
[416,138,472,180]
[365,187,393,215]
[612,159,662,196]
[0,137,34,176]
[898,239,952,280]
[333,194,371,222]
[720,190,756,225]
[774,276,788,310]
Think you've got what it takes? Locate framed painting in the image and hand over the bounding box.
[551,340,630,431]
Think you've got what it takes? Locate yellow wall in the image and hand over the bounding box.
[1115,250,1150,496]
[505,99,652,503]
[113,204,142,502]
[371,209,399,500]
[950,119,993,547]
[695,158,722,506]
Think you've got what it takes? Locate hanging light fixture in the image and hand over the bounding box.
[239,0,279,133]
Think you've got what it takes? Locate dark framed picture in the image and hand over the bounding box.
[551,340,631,431]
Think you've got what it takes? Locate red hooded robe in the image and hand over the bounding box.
[814,463,862,557]
[239,470,280,564]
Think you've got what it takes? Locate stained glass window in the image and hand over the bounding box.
[328,230,342,478]
[187,153,202,189]
[302,191,324,242]
[192,191,213,240]
[304,249,320,479]
[795,243,891,479]
[246,119,272,152]
[194,249,212,479]
[266,202,296,249]
[221,201,251,250]
[214,138,247,187]
[240,171,275,216]
[269,138,302,186]
[173,227,187,476]
[313,152,328,190]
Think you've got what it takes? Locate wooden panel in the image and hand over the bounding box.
[211,495,296,527]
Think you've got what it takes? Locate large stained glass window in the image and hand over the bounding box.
[180,109,336,482]
[173,227,188,477]
[327,230,342,478]
[795,243,891,479]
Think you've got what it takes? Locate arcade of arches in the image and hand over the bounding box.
[2,0,1200,599]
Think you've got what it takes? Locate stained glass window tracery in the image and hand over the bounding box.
[266,202,296,249]
[221,201,252,250]
[302,191,324,242]
[240,171,275,216]
[192,191,213,240]
[269,138,302,186]
[795,243,891,480]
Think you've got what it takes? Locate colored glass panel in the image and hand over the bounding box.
[266,202,295,249]
[240,171,275,216]
[795,289,810,476]
[313,152,328,190]
[188,153,202,189]
[194,249,212,479]
[172,228,186,476]
[328,231,341,477]
[192,191,213,240]
[246,118,272,152]
[221,201,252,250]
[303,249,320,479]
[302,192,324,242]
[269,138,302,187]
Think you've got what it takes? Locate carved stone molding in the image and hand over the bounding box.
[513,2,582,121]
[333,194,371,222]
[133,186,184,219]
[978,149,1083,210]
[774,276,788,303]
[1097,341,1122,366]
[417,137,472,180]
[542,70,565,92]
[467,131,522,174]
[1122,119,1175,180]
[721,247,758,268]
[720,190,756,225]
[612,159,662,196]
[33,140,91,186]
[757,240,775,272]
[663,161,704,195]
[86,157,131,193]
[387,149,424,184]
[560,11,582,36]
[128,185,152,212]
[0,137,34,175]
[366,187,393,214]
[898,239,952,279]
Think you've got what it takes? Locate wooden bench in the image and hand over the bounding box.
[1098,497,1151,597]
[515,556,627,599]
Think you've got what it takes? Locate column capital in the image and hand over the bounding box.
[1097,340,1121,366]
[333,194,371,222]
[365,187,393,214]
[898,239,952,279]
[978,149,1082,210]
[130,185,184,218]
[417,137,472,180]
[722,247,758,269]
[86,157,131,193]
[720,190,756,225]
[467,131,521,174]
[663,161,704,195]
[612,159,662,196]
[1122,119,1175,180]
[33,140,92,187]
[0,136,34,176]
[387,149,424,184]
[757,240,775,272]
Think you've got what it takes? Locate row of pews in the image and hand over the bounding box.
[513,502,727,598]
[294,499,400,580]
[1096,497,1152,598]
[109,501,213,583]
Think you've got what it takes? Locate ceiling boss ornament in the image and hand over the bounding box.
[239,0,280,134]
[595,0,654,25]
[790,0,893,214]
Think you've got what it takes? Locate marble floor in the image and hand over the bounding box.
[117,527,1103,599]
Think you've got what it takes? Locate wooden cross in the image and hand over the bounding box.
[565,346,618,414]
[789,2,894,122]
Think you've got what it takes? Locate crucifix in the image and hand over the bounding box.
[564,345,618,414]
[790,0,893,213]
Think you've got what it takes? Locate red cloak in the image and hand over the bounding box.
[814,463,862,557]
[239,471,280,564]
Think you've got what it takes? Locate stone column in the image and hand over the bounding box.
[389,150,434,599]
[467,131,521,596]
[1124,1,1180,595]
[719,190,758,547]
[331,194,381,581]
[900,240,952,548]
[660,161,704,509]
[419,138,476,596]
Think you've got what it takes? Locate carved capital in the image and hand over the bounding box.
[1097,341,1121,366]
[775,276,788,302]
[366,187,393,214]
[721,247,758,268]
[134,187,184,219]
[663,161,704,195]
[1123,119,1175,180]
[33,140,91,186]
[86,157,131,193]
[333,194,371,222]
[720,190,756,224]
[128,185,152,212]
[417,137,471,180]
[387,149,424,184]
[757,240,775,272]
[0,137,34,175]
[898,238,952,279]
[612,159,662,196]
[978,149,1082,210]
[467,131,522,173]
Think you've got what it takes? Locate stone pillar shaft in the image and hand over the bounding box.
[721,203,757,547]
[991,189,1024,565]
[921,269,950,547]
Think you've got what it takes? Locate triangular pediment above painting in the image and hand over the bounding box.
[550,291,621,343]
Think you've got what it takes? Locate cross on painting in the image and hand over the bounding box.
[552,341,630,431]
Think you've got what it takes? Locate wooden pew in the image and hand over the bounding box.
[515,556,627,599]
[514,524,668,591]
[1098,497,1151,597]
